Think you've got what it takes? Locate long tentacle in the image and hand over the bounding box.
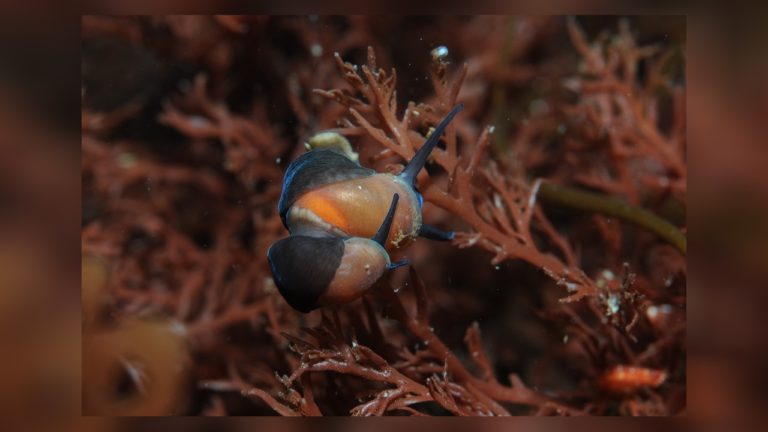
[399,104,464,186]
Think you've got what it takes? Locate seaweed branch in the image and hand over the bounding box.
[319,46,600,302]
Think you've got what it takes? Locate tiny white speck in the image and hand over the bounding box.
[431,45,449,59]
[606,295,620,315]
[310,44,323,57]
[601,269,615,281]
[493,193,503,209]
[276,157,282,164]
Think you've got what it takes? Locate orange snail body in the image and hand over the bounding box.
[268,104,463,312]
[288,173,421,251]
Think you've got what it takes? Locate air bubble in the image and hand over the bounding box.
[431,45,449,60]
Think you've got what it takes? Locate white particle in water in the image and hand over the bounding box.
[606,294,620,315]
[493,193,503,209]
[431,45,449,60]
[601,269,615,281]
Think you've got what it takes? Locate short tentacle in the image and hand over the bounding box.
[418,224,455,241]
[372,193,400,247]
[387,259,410,270]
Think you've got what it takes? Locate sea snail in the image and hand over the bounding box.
[268,104,464,312]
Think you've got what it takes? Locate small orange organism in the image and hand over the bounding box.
[598,365,668,394]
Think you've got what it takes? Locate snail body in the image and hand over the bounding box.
[269,104,463,312]
[285,161,421,250]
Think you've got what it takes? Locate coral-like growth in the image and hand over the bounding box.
[561,18,686,203]
[81,16,685,416]
[317,46,600,303]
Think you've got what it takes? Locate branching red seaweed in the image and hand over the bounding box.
[81,16,686,416]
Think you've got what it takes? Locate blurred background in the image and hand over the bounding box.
[0,4,763,428]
